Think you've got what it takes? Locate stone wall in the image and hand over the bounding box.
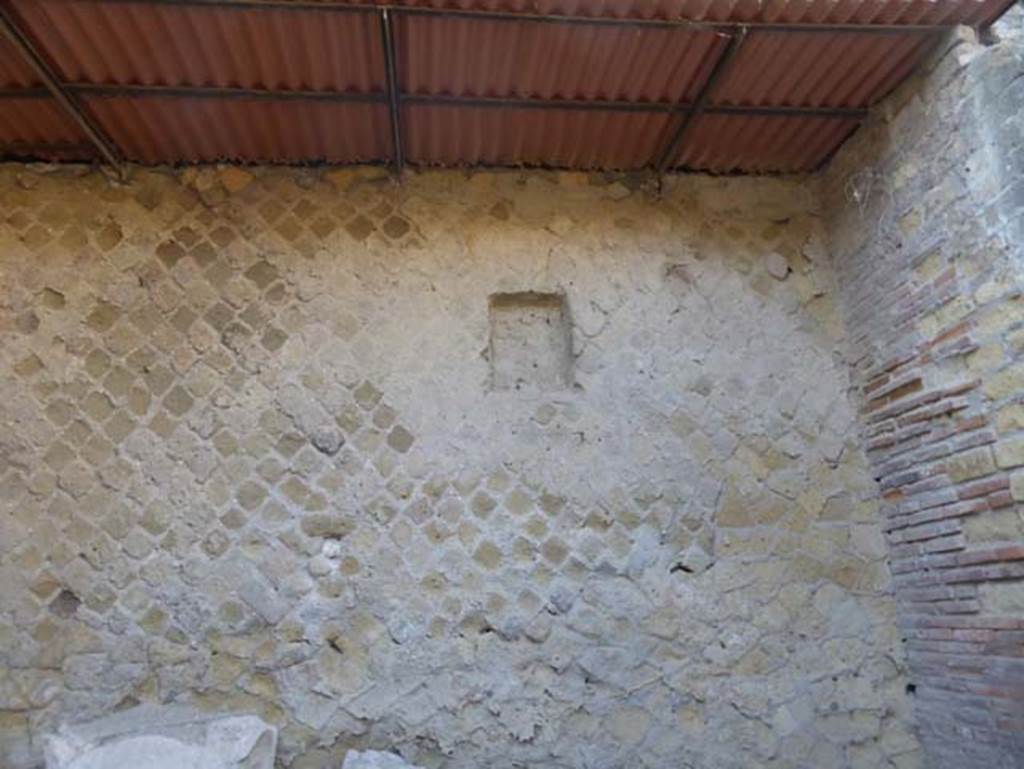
[822,8,1024,768]
[0,164,920,768]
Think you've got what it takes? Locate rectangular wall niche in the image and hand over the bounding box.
[489,292,572,391]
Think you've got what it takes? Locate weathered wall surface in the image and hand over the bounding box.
[0,165,920,769]
[823,9,1024,768]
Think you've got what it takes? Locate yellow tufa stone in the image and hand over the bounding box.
[917,295,973,340]
[472,541,503,570]
[218,166,254,194]
[984,362,1024,400]
[898,208,922,237]
[973,300,1024,339]
[945,446,997,483]
[996,404,1024,432]
[994,437,1024,469]
[965,343,1005,374]
[964,507,1024,542]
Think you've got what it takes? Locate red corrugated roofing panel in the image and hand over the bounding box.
[714,30,937,107]
[404,104,673,168]
[673,113,859,173]
[83,97,390,164]
[310,0,1013,26]
[0,34,39,88]
[0,98,87,145]
[8,0,384,91]
[0,0,1017,171]
[0,142,95,161]
[397,15,724,103]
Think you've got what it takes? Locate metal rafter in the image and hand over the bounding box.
[68,0,963,35]
[0,140,96,155]
[400,95,867,119]
[1,84,869,120]
[0,6,126,178]
[0,86,51,98]
[379,7,404,174]
[653,27,749,174]
[65,83,386,102]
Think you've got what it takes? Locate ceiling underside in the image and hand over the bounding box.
[0,0,1015,175]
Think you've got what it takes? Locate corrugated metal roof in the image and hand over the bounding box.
[0,0,1017,173]
[673,113,860,172]
[0,98,85,146]
[0,32,38,88]
[84,97,390,163]
[405,104,674,168]
[715,30,935,107]
[396,15,723,103]
[305,0,1012,26]
[9,0,385,91]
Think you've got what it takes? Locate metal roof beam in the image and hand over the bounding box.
[653,27,748,174]
[403,94,868,119]
[0,140,96,155]
[403,93,680,113]
[76,0,960,35]
[0,86,51,98]
[390,6,950,34]
[65,83,387,102]
[380,8,404,175]
[1,84,869,120]
[0,7,126,179]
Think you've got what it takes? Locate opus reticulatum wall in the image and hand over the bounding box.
[0,164,922,769]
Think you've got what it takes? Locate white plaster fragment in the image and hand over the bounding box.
[342,750,425,769]
[44,705,276,769]
[764,252,790,280]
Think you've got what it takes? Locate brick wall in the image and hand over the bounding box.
[824,10,1024,767]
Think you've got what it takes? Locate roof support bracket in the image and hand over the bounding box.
[652,26,748,175]
[380,8,405,175]
[0,6,127,180]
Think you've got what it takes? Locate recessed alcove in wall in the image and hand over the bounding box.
[489,292,572,391]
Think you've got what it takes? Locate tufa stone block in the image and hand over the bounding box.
[994,436,1024,469]
[1010,470,1024,502]
[945,447,996,483]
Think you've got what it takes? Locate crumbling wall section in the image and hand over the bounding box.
[823,8,1024,767]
